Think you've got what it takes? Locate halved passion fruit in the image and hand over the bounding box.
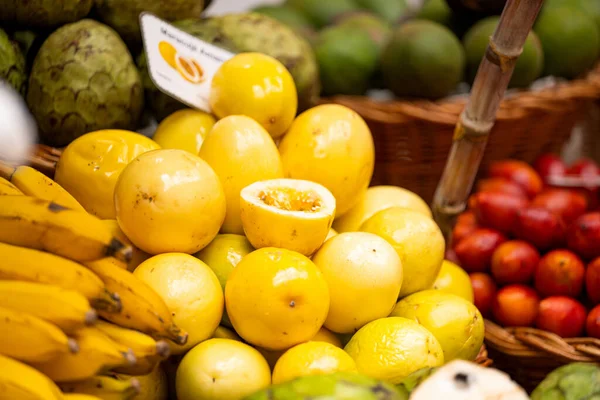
[175,53,204,84]
[240,179,336,256]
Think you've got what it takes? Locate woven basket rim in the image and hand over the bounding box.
[322,63,600,126]
[484,319,600,364]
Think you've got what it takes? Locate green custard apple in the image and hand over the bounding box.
[0,0,93,29]
[0,28,27,95]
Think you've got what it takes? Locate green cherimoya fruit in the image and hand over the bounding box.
[531,363,600,400]
[95,0,213,45]
[381,19,465,99]
[244,372,409,400]
[252,5,317,42]
[464,16,544,88]
[353,0,410,24]
[0,28,26,95]
[286,0,361,28]
[0,0,93,29]
[27,19,144,147]
[139,13,320,121]
[315,24,380,96]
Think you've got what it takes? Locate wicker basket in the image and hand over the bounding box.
[324,63,600,203]
[484,319,600,392]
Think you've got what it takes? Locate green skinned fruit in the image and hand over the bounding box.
[95,0,213,45]
[0,0,93,29]
[27,19,144,147]
[335,13,392,55]
[138,13,320,121]
[252,5,317,43]
[397,367,438,394]
[0,28,26,95]
[244,372,409,400]
[286,0,361,28]
[531,363,600,400]
[353,0,410,24]
[464,16,544,88]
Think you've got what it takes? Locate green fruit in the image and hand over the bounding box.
[244,372,409,400]
[27,19,144,147]
[0,28,26,95]
[417,0,453,28]
[353,0,410,24]
[315,24,379,95]
[335,13,392,54]
[463,16,544,88]
[138,13,320,120]
[390,290,485,362]
[543,0,600,38]
[382,20,465,99]
[286,0,361,28]
[397,367,438,394]
[252,5,316,42]
[531,363,600,400]
[0,0,93,29]
[534,7,600,79]
[95,0,212,44]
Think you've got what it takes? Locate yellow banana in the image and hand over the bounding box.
[63,394,103,400]
[95,320,171,375]
[0,306,78,363]
[0,176,23,196]
[102,220,150,271]
[0,196,132,263]
[59,375,140,400]
[0,242,121,313]
[0,163,85,211]
[0,281,97,333]
[30,326,136,383]
[85,258,187,346]
[0,354,65,399]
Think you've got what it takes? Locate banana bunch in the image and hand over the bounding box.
[0,166,183,398]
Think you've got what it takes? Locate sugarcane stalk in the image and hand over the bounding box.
[432,0,545,240]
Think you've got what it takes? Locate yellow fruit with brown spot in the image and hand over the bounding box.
[278,104,375,217]
[134,253,223,354]
[344,317,444,384]
[176,338,271,400]
[55,130,160,219]
[199,115,283,234]
[210,53,297,139]
[152,109,216,155]
[360,207,445,298]
[272,341,357,384]
[114,149,226,255]
[333,185,432,233]
[225,247,330,350]
[240,178,336,256]
[312,232,403,334]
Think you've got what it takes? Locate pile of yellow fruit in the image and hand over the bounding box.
[0,52,484,400]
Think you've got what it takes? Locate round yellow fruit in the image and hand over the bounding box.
[176,338,271,400]
[344,317,444,384]
[195,234,254,290]
[390,290,484,362]
[278,104,375,217]
[256,327,342,370]
[55,130,160,219]
[199,115,283,234]
[311,232,403,334]
[333,185,432,233]
[101,219,150,271]
[240,178,336,256]
[114,149,226,254]
[210,53,297,139]
[117,365,168,400]
[212,326,242,342]
[133,253,224,354]
[432,260,474,303]
[152,109,216,154]
[225,247,330,350]
[360,207,445,298]
[272,341,357,385]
